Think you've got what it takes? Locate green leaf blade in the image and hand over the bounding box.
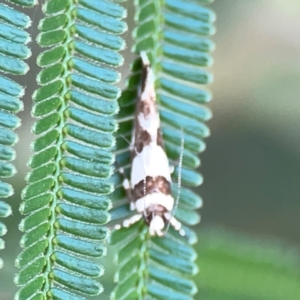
[6,0,37,7]
[0,0,32,270]
[16,0,126,297]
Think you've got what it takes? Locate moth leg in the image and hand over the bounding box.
[119,167,135,211]
[114,214,142,230]
[164,212,185,236]
[169,164,175,174]
[123,179,135,211]
[123,214,142,227]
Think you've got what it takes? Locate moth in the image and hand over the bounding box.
[117,52,184,236]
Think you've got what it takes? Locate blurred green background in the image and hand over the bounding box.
[1,0,300,299]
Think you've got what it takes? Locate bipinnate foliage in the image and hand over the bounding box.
[15,0,126,299]
[110,0,215,299]
[0,0,33,269]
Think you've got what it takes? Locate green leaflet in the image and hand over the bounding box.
[111,0,215,299]
[5,0,36,7]
[16,0,126,299]
[0,1,31,271]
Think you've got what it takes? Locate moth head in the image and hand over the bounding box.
[135,193,174,236]
[143,203,167,236]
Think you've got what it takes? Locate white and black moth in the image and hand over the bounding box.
[117,52,184,236]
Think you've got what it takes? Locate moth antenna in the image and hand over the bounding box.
[175,129,184,214]
[164,129,184,235]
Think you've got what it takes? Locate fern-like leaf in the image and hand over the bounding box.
[111,0,215,299]
[15,0,126,298]
[0,1,32,270]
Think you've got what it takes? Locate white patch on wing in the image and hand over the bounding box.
[138,111,159,140]
[140,51,150,66]
[140,54,156,107]
[141,64,155,101]
[141,86,155,103]
[135,193,174,212]
[131,143,171,186]
[138,61,158,140]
